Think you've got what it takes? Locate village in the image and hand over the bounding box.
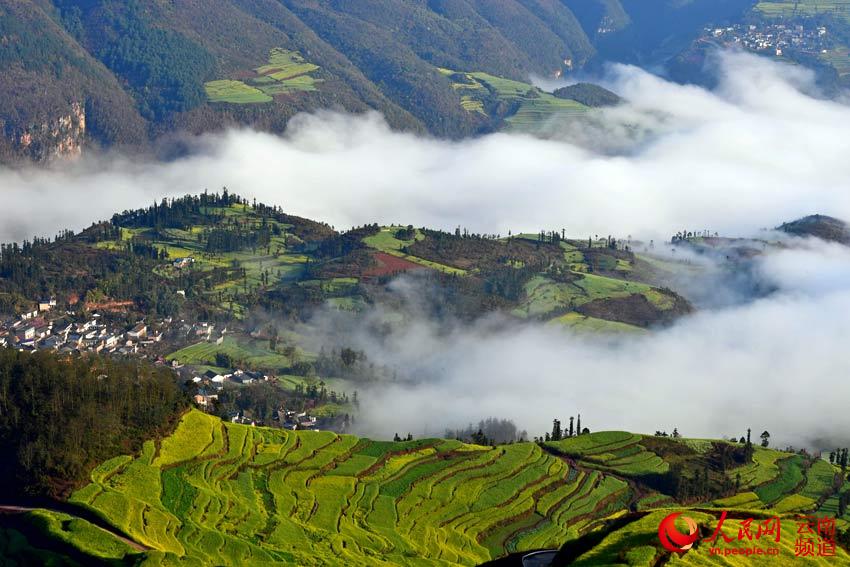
[0,298,167,356]
[0,298,335,433]
[700,20,831,58]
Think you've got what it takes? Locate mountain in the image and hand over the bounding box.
[566,0,756,67]
[779,214,850,245]
[0,192,691,331]
[0,0,755,161]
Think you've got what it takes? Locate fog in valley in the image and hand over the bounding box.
[2,51,849,449]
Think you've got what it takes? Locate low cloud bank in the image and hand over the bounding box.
[1,51,850,244]
[1,51,849,448]
[346,239,850,450]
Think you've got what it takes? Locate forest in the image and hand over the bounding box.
[0,349,187,498]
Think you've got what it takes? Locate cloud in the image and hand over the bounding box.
[345,240,850,450]
[1,51,849,245]
[1,50,849,449]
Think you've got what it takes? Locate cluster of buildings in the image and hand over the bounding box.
[172,256,195,269]
[192,368,270,388]
[191,390,320,431]
[0,300,164,355]
[702,22,830,57]
[276,409,319,430]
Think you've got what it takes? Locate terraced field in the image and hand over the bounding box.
[206,48,322,103]
[547,432,668,476]
[10,415,850,565]
[166,336,297,373]
[66,411,637,565]
[438,68,589,132]
[362,227,466,275]
[756,0,850,21]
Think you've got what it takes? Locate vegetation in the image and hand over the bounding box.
[778,214,850,244]
[439,68,590,132]
[205,49,322,104]
[553,83,622,107]
[0,348,186,498]
[1,0,799,160]
[1,411,843,565]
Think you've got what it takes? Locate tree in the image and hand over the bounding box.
[760,431,770,448]
[551,419,562,442]
[568,416,574,438]
[393,433,401,442]
[215,352,234,369]
[340,348,357,367]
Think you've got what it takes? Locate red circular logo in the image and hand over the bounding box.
[658,512,699,553]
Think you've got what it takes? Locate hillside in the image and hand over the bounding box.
[2,410,848,565]
[0,192,692,332]
[0,192,696,452]
[565,0,755,67]
[0,0,757,160]
[779,214,850,244]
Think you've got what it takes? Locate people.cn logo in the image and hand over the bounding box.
[658,512,700,553]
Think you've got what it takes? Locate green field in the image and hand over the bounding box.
[206,48,321,104]
[362,227,467,275]
[167,336,295,371]
[754,455,806,505]
[10,412,846,565]
[547,311,646,334]
[205,80,272,104]
[512,273,666,323]
[64,411,638,565]
[439,68,589,132]
[547,432,668,476]
[756,0,850,21]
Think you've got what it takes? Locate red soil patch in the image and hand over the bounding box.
[362,252,425,278]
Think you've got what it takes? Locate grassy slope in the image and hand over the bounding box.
[205,48,323,104]
[362,226,467,275]
[33,411,844,565]
[439,68,589,132]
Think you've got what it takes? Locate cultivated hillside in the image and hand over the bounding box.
[2,410,848,565]
[0,0,755,160]
[0,192,693,332]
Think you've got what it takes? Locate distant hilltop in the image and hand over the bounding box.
[778,214,850,245]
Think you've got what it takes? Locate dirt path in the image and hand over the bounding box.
[0,504,150,552]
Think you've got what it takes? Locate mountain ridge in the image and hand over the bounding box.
[0,0,756,161]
